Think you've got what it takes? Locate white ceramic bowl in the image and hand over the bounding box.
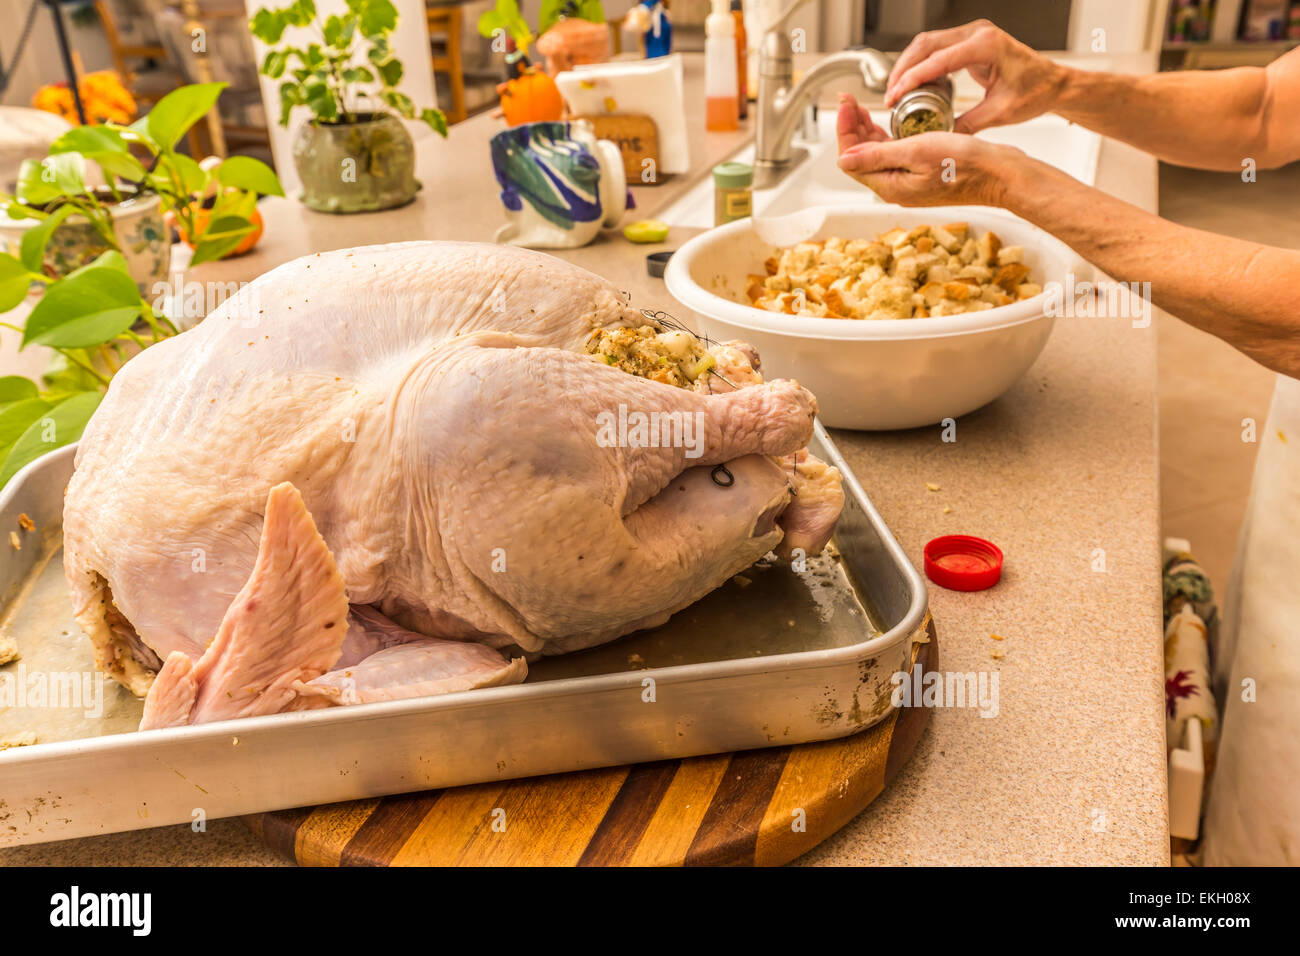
[664,204,1089,430]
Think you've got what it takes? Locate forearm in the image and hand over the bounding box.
[1000,160,1300,377]
[1047,65,1273,170]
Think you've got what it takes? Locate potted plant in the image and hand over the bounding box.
[251,0,449,213]
[0,247,177,488]
[0,84,283,488]
[0,82,284,287]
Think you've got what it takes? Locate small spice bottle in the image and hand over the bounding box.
[713,161,753,226]
[891,77,955,138]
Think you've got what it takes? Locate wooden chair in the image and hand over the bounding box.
[426,3,467,125]
[151,1,271,159]
[93,0,175,106]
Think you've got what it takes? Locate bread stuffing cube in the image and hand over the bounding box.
[893,256,922,283]
[879,227,907,248]
[932,225,961,252]
[958,264,993,282]
[861,277,915,318]
[750,222,1038,323]
[918,282,946,307]
[994,262,1031,292]
[977,231,1002,266]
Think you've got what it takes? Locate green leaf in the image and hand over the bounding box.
[342,66,375,84]
[189,216,257,266]
[16,154,87,205]
[50,125,128,157]
[0,253,38,312]
[40,352,102,395]
[419,108,448,137]
[48,125,143,183]
[0,392,102,489]
[367,34,391,61]
[477,0,530,45]
[261,49,289,78]
[322,13,343,46]
[359,0,397,36]
[381,90,414,118]
[23,265,143,349]
[376,57,402,87]
[146,82,228,151]
[289,0,317,27]
[19,205,75,273]
[304,78,339,121]
[0,398,52,456]
[150,151,208,198]
[278,81,305,126]
[337,14,357,47]
[215,156,284,197]
[211,189,258,221]
[0,376,38,407]
[69,249,129,278]
[249,8,288,43]
[302,43,327,68]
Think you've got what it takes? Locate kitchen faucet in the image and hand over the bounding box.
[753,0,893,187]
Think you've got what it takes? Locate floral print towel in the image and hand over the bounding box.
[1163,549,1219,778]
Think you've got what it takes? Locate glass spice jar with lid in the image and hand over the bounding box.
[891,77,955,138]
[713,160,753,226]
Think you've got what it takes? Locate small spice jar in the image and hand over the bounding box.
[891,77,955,138]
[713,161,753,226]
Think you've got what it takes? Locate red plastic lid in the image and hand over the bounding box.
[924,535,1004,591]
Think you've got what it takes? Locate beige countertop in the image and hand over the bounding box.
[0,52,1169,866]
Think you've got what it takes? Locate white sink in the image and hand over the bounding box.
[658,110,1100,229]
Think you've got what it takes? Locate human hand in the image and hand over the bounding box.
[837,125,1026,208]
[885,19,1067,133]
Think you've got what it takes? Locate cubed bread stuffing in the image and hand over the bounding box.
[746,225,1039,320]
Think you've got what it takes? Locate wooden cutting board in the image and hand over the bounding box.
[246,619,936,866]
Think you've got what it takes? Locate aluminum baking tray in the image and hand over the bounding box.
[0,424,928,847]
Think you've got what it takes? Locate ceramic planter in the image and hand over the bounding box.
[292,113,418,214]
[0,190,170,294]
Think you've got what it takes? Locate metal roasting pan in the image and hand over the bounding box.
[0,424,928,847]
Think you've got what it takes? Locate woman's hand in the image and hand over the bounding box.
[885,19,1067,133]
[837,96,1027,207]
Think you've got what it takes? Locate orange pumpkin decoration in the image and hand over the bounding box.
[497,66,564,127]
[181,205,265,257]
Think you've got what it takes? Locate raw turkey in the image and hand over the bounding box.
[62,241,843,729]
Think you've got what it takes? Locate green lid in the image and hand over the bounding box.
[713,161,753,190]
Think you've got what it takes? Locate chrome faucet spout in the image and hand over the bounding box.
[754,33,893,187]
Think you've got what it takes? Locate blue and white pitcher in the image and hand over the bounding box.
[491,120,627,249]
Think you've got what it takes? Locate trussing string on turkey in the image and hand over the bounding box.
[639,308,740,392]
[637,308,800,493]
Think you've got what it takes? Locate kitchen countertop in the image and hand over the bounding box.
[0,52,1169,866]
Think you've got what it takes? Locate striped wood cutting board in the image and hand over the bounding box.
[247,618,936,866]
